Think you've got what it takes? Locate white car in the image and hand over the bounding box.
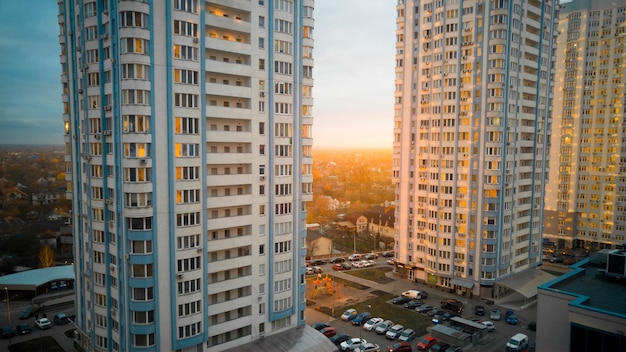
[481,321,496,332]
[385,324,404,340]
[341,309,357,321]
[348,254,362,261]
[374,320,394,334]
[35,318,52,330]
[362,317,383,331]
[340,338,367,351]
[398,328,416,342]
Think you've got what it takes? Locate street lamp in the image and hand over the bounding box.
[359,305,372,343]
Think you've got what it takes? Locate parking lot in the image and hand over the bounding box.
[305,255,537,351]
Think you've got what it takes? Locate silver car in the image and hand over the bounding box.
[374,320,394,334]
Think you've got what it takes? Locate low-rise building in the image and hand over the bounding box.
[537,249,626,351]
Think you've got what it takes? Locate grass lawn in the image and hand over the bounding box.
[345,267,393,283]
[346,293,433,336]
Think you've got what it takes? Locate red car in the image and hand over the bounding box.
[321,326,337,338]
[332,263,344,271]
[416,335,437,351]
[388,341,413,352]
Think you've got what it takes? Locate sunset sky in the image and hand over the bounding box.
[0,0,396,149]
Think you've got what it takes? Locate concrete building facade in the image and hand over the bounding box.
[58,1,314,351]
[392,0,557,298]
[544,0,626,252]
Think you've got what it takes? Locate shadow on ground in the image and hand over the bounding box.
[9,336,64,352]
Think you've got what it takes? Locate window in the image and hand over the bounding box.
[174,69,198,85]
[120,38,149,54]
[124,167,151,182]
[132,287,154,301]
[177,278,201,294]
[120,11,149,28]
[174,45,198,61]
[133,334,155,347]
[127,216,153,230]
[124,142,150,157]
[123,115,150,133]
[122,64,149,80]
[125,192,152,207]
[131,263,154,278]
[175,0,198,13]
[178,322,201,339]
[176,189,201,204]
[178,300,201,317]
[131,240,153,254]
[176,166,200,180]
[173,20,198,37]
[175,117,199,134]
[133,310,154,324]
[122,90,150,105]
[174,93,199,108]
[176,212,201,227]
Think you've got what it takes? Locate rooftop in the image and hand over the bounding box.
[539,253,626,318]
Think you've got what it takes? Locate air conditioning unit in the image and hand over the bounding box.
[260,176,265,181]
[104,105,112,111]
[463,56,467,60]
[140,159,147,165]
[105,199,112,205]
[110,308,117,316]
[78,89,83,94]
[94,135,100,140]
[197,247,203,253]
[103,10,109,15]
[259,91,265,97]
[124,254,130,260]
[109,264,116,271]
[100,34,109,40]
[193,37,199,43]
[177,273,184,280]
[108,220,115,227]
[103,130,112,136]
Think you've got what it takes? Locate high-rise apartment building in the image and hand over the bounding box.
[392,0,557,298]
[544,0,626,252]
[58,1,314,351]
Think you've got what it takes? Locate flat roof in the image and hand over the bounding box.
[497,268,556,299]
[0,265,74,291]
[223,326,337,352]
[539,259,626,318]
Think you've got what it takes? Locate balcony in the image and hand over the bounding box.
[206,37,251,56]
[206,152,252,164]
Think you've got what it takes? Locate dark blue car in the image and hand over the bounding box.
[352,312,372,325]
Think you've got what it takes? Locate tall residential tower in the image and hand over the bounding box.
[392,0,557,298]
[58,1,314,351]
[544,0,626,252]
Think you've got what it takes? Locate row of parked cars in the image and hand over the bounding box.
[1,313,71,339]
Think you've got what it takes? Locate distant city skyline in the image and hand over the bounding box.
[0,0,396,149]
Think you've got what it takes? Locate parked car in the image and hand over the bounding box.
[342,262,353,270]
[381,251,394,257]
[385,324,404,340]
[306,267,315,275]
[490,309,501,321]
[416,305,436,314]
[506,311,518,325]
[311,322,330,331]
[387,259,397,265]
[309,259,327,266]
[391,296,411,305]
[330,257,346,263]
[375,320,394,335]
[333,263,345,271]
[428,309,446,317]
[403,300,423,310]
[474,305,485,316]
[348,254,362,261]
[321,326,337,338]
[16,323,32,334]
[312,266,323,274]
[441,299,463,313]
[402,290,426,300]
[387,341,412,352]
[19,306,38,320]
[352,261,365,268]
[416,336,437,351]
[54,313,70,325]
[359,342,381,352]
[398,328,415,342]
[352,312,372,326]
[428,342,451,352]
[364,253,378,260]
[340,337,367,351]
[549,256,564,263]
[341,309,358,321]
[35,318,52,330]
[481,321,495,332]
[330,333,352,346]
[1,326,16,339]
[363,317,384,331]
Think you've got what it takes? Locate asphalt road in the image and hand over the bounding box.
[0,299,76,352]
